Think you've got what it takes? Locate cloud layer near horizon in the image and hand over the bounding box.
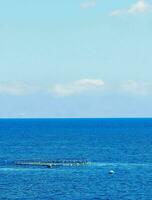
[121,80,152,96]
[0,82,40,96]
[0,79,152,97]
[51,79,105,97]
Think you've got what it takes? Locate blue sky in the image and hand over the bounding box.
[0,0,152,117]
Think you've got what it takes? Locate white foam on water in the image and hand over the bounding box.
[0,167,48,172]
[91,162,152,168]
[0,162,152,172]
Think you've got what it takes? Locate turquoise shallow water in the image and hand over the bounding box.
[0,118,152,199]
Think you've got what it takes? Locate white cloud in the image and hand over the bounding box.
[110,9,126,16]
[80,0,96,9]
[0,82,39,96]
[51,79,105,97]
[1,80,152,97]
[129,0,151,13]
[121,80,152,95]
[110,0,151,16]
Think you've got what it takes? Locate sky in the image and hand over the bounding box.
[0,0,152,118]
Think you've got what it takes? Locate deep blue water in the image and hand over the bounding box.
[1,118,152,199]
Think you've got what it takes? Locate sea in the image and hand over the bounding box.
[0,118,152,200]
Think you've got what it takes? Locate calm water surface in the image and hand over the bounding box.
[0,118,152,199]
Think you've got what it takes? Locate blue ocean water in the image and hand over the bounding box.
[0,118,152,199]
